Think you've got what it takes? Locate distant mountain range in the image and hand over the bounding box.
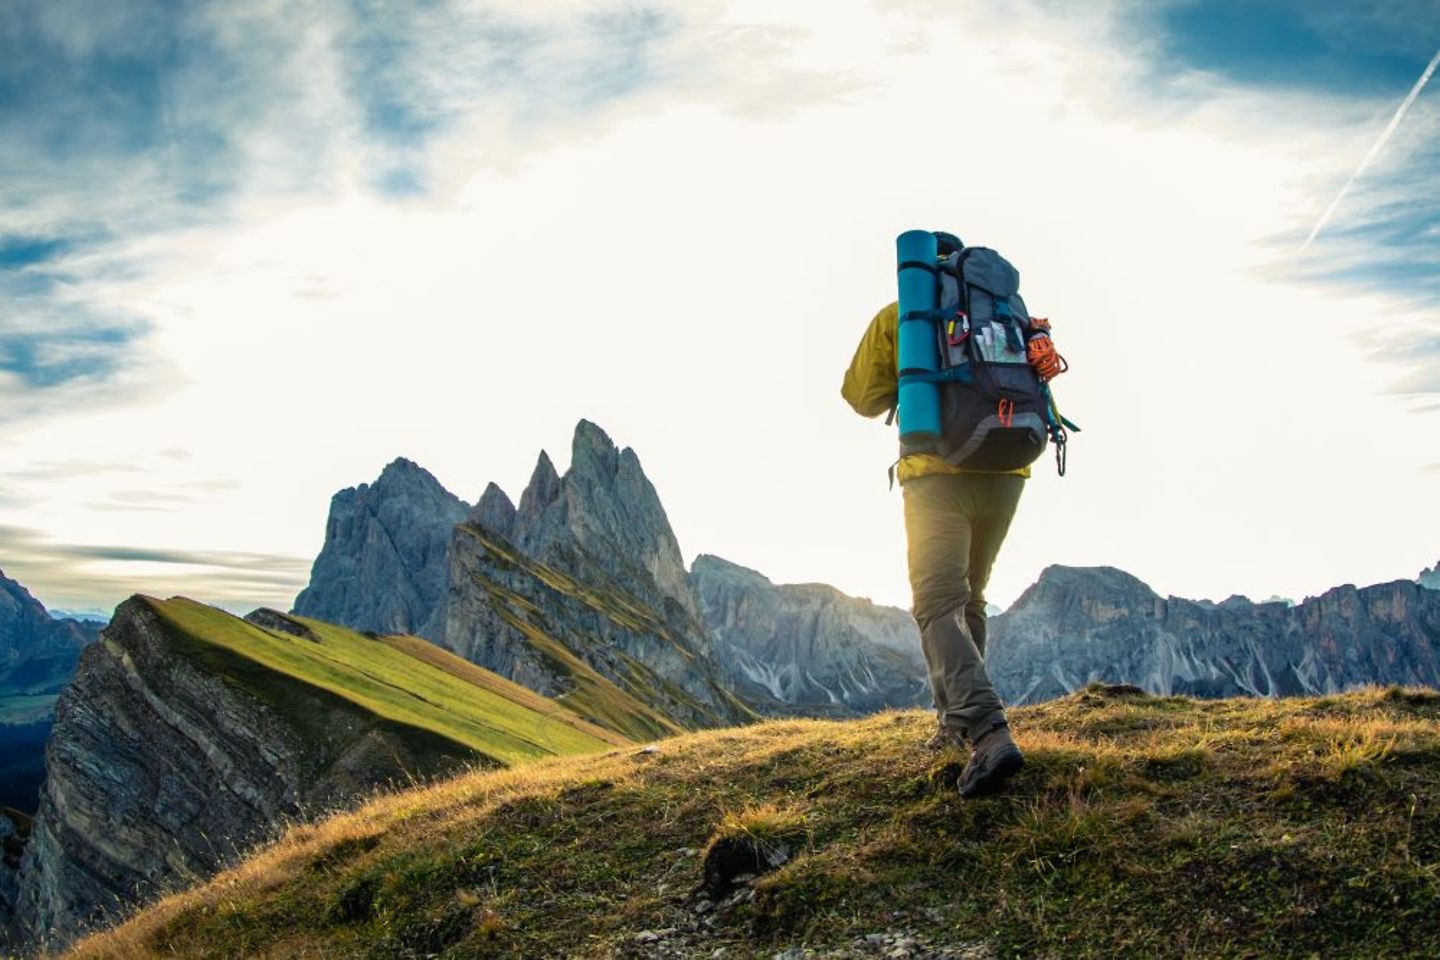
[987,564,1440,704]
[293,421,926,724]
[289,419,1439,718]
[1,419,1437,953]
[0,573,103,814]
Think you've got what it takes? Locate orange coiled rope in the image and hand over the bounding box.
[1025,321,1068,382]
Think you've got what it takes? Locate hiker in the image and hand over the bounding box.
[841,230,1074,798]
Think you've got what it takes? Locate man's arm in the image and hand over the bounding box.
[841,302,899,418]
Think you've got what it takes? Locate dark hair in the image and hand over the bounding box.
[935,231,964,256]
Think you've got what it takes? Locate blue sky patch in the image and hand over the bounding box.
[0,324,141,390]
[1152,0,1440,96]
[0,236,74,270]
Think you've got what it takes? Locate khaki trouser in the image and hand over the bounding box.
[903,472,1025,741]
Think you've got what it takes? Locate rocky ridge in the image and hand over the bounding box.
[292,458,467,641]
[690,554,927,716]
[444,422,751,733]
[290,422,933,727]
[987,564,1440,704]
[5,597,515,952]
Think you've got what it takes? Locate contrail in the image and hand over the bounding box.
[1299,46,1440,253]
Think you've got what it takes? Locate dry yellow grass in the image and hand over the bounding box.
[64,685,1440,959]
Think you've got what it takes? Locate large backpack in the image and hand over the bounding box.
[896,238,1077,475]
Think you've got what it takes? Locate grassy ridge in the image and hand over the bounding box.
[147,598,624,766]
[67,685,1440,958]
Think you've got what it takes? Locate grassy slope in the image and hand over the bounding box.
[68,685,1440,959]
[147,597,625,766]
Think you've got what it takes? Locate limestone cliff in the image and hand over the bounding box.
[987,565,1440,704]
[9,598,492,951]
[292,457,467,640]
[690,555,928,716]
[441,423,761,734]
[509,420,701,623]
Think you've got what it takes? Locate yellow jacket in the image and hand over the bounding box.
[842,302,1031,484]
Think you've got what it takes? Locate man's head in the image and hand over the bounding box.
[935,231,964,257]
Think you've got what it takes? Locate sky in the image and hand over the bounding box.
[2,0,1439,618]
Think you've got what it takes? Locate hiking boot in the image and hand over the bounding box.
[922,721,966,752]
[957,723,1024,798]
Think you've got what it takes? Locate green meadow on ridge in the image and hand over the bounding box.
[146,597,630,766]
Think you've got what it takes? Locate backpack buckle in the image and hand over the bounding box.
[946,312,970,346]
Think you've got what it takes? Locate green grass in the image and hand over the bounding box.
[69,685,1440,959]
[0,693,57,725]
[145,597,625,767]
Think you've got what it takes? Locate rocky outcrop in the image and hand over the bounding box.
[443,424,754,733]
[473,482,517,537]
[242,607,318,641]
[691,555,928,716]
[1421,562,1440,590]
[292,458,467,640]
[987,565,1440,704]
[9,597,480,952]
[290,422,749,736]
[509,421,701,622]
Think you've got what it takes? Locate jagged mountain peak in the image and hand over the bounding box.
[572,417,618,459]
[472,482,517,537]
[518,450,562,519]
[566,420,650,501]
[504,422,696,619]
[1421,561,1439,590]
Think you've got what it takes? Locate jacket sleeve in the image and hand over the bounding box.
[841,302,899,418]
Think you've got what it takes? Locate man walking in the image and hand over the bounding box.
[841,234,1054,798]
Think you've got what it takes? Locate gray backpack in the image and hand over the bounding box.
[931,246,1074,473]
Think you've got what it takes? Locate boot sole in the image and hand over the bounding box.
[958,746,1024,798]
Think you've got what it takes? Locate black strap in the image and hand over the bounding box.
[897,259,939,275]
[899,367,974,387]
[900,307,957,324]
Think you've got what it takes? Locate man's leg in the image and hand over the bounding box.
[903,475,1006,742]
[963,474,1026,657]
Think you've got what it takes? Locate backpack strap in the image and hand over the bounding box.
[994,298,1025,352]
[899,367,975,388]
